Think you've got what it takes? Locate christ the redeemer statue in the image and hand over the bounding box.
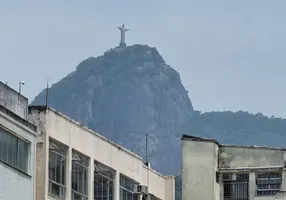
[118,24,130,47]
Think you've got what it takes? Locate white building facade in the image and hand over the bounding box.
[28,106,175,200]
[182,134,286,200]
[0,82,37,200]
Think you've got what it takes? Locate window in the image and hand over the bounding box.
[94,161,114,200]
[72,150,89,200]
[223,173,249,200]
[256,172,282,196]
[48,138,67,199]
[120,175,140,200]
[0,127,29,173]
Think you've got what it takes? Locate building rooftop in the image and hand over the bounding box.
[0,104,37,132]
[182,134,286,151]
[0,81,28,119]
[29,105,172,178]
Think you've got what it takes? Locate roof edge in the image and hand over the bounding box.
[181,134,220,146]
[28,105,173,177]
[220,144,286,151]
[0,81,28,101]
[182,134,286,151]
[0,104,37,133]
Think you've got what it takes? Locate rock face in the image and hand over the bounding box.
[32,44,194,174]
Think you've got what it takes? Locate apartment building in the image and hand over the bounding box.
[182,134,286,200]
[0,82,37,200]
[28,105,175,200]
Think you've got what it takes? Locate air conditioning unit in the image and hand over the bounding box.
[138,185,149,194]
[133,184,139,193]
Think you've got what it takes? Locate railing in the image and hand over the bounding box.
[224,181,249,200]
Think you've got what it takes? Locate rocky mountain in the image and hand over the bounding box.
[32,44,286,199]
[32,44,194,174]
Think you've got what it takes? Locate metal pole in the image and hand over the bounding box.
[145,134,148,164]
[45,80,49,109]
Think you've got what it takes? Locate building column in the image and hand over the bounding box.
[219,174,224,200]
[281,168,286,191]
[88,158,94,200]
[113,170,120,200]
[66,147,72,200]
[249,172,256,200]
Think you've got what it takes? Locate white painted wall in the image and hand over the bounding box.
[39,108,174,200]
[0,110,36,200]
[0,166,34,200]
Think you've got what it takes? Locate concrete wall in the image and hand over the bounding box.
[219,146,286,200]
[219,146,286,168]
[182,135,286,200]
[0,82,28,119]
[30,107,174,200]
[182,139,219,200]
[164,176,176,200]
[0,109,36,200]
[253,197,275,200]
[28,108,49,200]
[253,192,286,200]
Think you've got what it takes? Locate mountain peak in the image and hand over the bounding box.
[108,44,165,62]
[77,44,166,71]
[32,44,193,174]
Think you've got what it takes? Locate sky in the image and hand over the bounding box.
[0,0,286,118]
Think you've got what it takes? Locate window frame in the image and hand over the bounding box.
[119,174,140,200]
[0,126,30,175]
[222,173,249,200]
[71,149,89,200]
[256,172,282,196]
[94,161,115,200]
[48,138,67,199]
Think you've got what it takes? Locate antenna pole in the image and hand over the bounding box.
[145,133,148,164]
[45,79,49,110]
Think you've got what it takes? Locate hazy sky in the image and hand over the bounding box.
[1,1,286,117]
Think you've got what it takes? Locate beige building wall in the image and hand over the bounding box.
[182,136,219,200]
[182,134,286,200]
[29,106,174,200]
